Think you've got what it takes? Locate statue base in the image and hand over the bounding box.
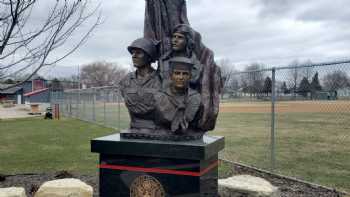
[120,129,204,141]
[91,133,224,197]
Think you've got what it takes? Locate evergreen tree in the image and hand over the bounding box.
[262,76,272,96]
[298,77,311,98]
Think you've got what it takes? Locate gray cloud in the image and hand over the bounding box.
[37,0,350,75]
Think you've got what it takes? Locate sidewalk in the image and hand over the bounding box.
[0,105,42,119]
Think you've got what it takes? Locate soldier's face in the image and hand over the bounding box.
[172,32,187,52]
[171,68,191,89]
[131,48,149,68]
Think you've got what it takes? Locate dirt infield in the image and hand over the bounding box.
[219,101,350,113]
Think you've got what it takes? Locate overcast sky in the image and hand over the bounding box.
[40,0,350,77]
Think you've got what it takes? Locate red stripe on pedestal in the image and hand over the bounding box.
[99,160,219,177]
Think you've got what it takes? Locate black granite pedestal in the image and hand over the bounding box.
[91,133,224,197]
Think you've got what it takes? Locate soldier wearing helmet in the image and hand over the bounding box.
[120,37,161,130]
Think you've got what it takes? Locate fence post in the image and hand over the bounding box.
[271,68,276,171]
[76,91,79,118]
[78,88,81,119]
[69,93,72,117]
[92,89,96,121]
[117,89,121,131]
[103,90,107,126]
[82,92,85,120]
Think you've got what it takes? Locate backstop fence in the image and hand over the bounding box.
[51,59,350,192]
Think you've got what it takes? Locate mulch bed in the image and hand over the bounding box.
[0,163,348,197]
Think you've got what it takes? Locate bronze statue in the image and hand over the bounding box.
[145,1,222,131]
[119,38,161,130]
[121,1,222,141]
[155,57,202,136]
[158,24,203,91]
[144,0,189,55]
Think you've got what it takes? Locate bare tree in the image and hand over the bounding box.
[241,63,266,98]
[323,70,349,91]
[227,74,240,93]
[81,61,127,88]
[300,59,315,81]
[280,81,289,94]
[218,58,236,98]
[0,0,101,90]
[56,75,79,89]
[287,60,300,95]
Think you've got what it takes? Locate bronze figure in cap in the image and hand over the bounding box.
[154,57,202,137]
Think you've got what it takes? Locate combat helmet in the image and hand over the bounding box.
[127,38,160,63]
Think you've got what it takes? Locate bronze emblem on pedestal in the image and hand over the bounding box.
[130,175,165,197]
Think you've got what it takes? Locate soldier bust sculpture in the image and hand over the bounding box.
[120,23,221,141]
[119,38,161,131]
[154,57,203,139]
[120,38,204,141]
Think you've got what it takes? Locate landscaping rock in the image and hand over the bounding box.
[0,187,26,197]
[34,178,93,197]
[219,175,280,197]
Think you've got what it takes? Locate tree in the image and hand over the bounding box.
[287,60,300,94]
[81,61,127,88]
[262,76,272,96]
[241,63,265,98]
[298,77,311,98]
[310,72,322,91]
[286,59,303,101]
[218,58,236,98]
[300,60,314,81]
[227,75,240,93]
[0,0,101,90]
[280,81,289,94]
[323,70,349,91]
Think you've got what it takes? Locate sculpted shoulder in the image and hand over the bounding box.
[119,72,136,88]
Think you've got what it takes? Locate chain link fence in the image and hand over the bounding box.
[218,59,350,192]
[51,59,350,192]
[51,86,130,130]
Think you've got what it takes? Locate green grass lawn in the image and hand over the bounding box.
[0,110,349,193]
[0,117,232,177]
[212,111,350,193]
[0,117,115,174]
